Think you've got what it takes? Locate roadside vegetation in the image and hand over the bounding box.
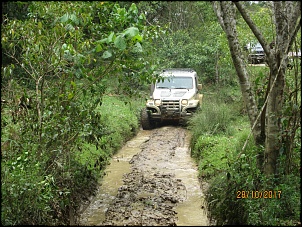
[188,65,301,225]
[1,1,300,226]
[1,2,149,225]
[1,92,144,225]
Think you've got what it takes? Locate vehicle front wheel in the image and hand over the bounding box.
[141,108,154,130]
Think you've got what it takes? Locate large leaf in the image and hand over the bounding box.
[70,14,79,26]
[60,13,69,23]
[132,42,143,53]
[65,24,75,32]
[132,34,143,42]
[98,38,108,44]
[102,50,112,59]
[123,27,139,38]
[107,32,115,43]
[95,44,102,53]
[114,35,126,51]
[129,3,138,15]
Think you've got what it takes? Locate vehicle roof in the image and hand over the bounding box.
[160,68,197,77]
[246,42,263,51]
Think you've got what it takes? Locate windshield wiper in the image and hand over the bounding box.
[174,87,188,89]
[157,86,170,89]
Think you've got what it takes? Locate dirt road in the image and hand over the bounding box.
[79,126,210,226]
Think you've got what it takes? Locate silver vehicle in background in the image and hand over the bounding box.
[246,42,265,64]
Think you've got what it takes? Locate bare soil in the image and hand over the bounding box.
[79,126,210,226]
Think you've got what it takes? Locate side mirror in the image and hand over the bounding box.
[197,84,202,90]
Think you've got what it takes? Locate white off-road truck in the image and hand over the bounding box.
[141,68,203,130]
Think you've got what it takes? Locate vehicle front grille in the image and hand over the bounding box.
[162,100,180,111]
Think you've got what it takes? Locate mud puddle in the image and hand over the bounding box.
[79,126,209,226]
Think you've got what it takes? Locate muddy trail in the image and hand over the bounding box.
[78,126,210,226]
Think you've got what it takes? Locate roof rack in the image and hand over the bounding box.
[162,68,195,73]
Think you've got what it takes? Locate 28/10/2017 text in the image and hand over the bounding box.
[237,190,282,199]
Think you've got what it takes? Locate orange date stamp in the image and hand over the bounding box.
[237,190,282,199]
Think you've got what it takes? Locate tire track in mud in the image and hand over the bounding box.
[79,126,209,226]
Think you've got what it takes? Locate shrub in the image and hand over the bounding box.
[190,85,300,226]
[1,94,141,225]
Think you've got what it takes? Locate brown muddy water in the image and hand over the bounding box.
[78,126,210,226]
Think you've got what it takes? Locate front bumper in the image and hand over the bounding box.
[145,99,199,121]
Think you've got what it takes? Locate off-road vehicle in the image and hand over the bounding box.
[245,42,265,64]
[141,68,203,130]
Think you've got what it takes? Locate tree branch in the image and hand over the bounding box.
[234,2,271,56]
[212,2,226,32]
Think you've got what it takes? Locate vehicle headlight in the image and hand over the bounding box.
[181,99,188,106]
[154,99,161,106]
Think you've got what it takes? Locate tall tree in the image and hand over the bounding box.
[1,2,160,224]
[212,1,301,176]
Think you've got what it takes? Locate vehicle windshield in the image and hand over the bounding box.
[246,42,263,53]
[156,76,193,89]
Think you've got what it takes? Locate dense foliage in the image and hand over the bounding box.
[1,1,300,226]
[189,83,300,225]
[1,2,158,225]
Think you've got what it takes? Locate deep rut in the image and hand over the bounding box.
[79,126,209,226]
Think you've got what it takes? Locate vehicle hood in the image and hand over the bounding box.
[153,89,195,100]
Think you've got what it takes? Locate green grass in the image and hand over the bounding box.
[191,116,251,178]
[189,84,300,226]
[75,95,143,171]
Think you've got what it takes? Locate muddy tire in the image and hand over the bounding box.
[141,108,154,130]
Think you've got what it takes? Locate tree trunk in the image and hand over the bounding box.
[213,1,301,176]
[264,62,285,175]
[262,1,300,176]
[212,1,264,146]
